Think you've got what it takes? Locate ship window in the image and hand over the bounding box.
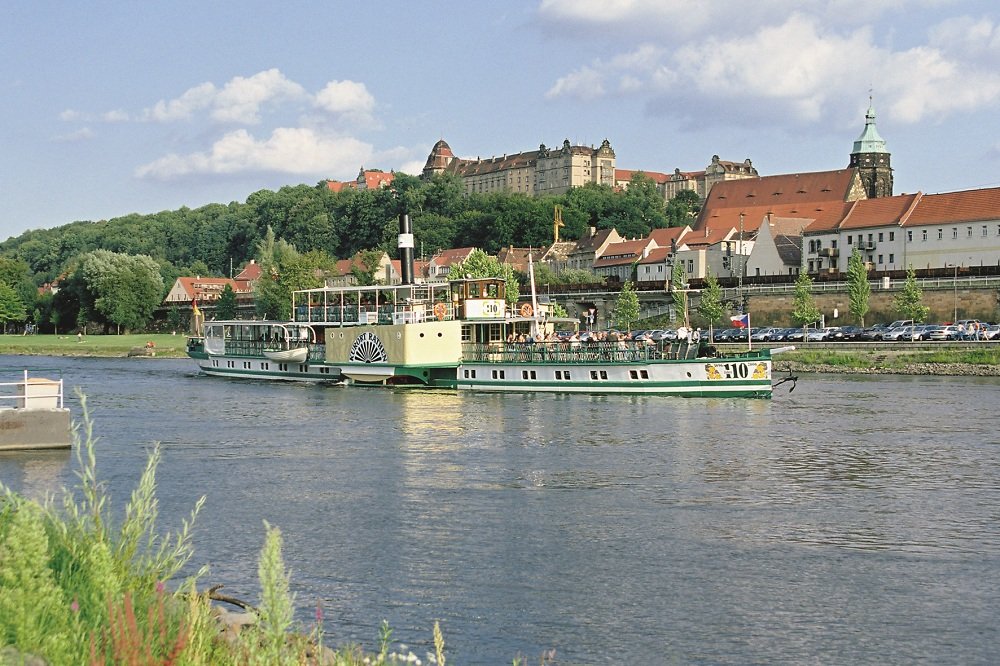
[640,370,649,379]
[590,370,598,380]
[522,370,529,379]
[600,371,608,380]
[629,370,639,379]
[555,371,562,380]
[263,363,269,370]
[564,371,571,380]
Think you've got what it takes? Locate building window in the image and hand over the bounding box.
[831,239,837,249]
[846,236,853,245]
[907,230,913,242]
[921,230,927,241]
[889,231,895,241]
[938,229,943,240]
[953,228,958,239]
[968,226,973,237]
[878,232,884,242]
[878,254,883,264]
[889,253,895,263]
[983,225,989,237]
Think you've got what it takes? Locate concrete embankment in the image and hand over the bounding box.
[773,360,1000,376]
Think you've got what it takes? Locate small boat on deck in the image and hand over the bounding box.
[263,346,309,363]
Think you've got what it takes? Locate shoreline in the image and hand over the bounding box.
[773,360,1000,376]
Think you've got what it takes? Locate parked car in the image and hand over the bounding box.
[751,327,780,342]
[984,324,1000,340]
[861,324,890,340]
[836,325,864,341]
[805,328,832,342]
[883,325,921,341]
[784,328,806,342]
[928,325,961,341]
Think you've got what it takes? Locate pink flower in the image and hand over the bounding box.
[156,581,165,594]
[70,598,79,613]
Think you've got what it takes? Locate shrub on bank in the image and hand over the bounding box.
[0,395,447,665]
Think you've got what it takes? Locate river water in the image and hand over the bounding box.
[1,355,998,664]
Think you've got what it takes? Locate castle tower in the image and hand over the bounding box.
[849,99,893,198]
[422,139,456,179]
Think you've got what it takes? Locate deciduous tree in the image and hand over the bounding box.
[792,271,821,333]
[847,248,871,326]
[894,265,930,323]
[612,280,640,332]
[697,268,724,338]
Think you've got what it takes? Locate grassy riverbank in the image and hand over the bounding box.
[772,346,1000,375]
[0,333,189,358]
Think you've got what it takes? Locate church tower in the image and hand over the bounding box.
[849,99,893,198]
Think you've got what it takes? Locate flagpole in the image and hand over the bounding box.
[747,311,751,351]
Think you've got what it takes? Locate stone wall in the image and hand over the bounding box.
[741,285,1000,326]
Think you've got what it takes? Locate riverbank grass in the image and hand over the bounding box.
[0,395,444,665]
[0,333,189,358]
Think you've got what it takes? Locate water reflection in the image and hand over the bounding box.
[0,449,72,501]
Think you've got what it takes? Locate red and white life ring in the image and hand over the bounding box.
[519,303,533,318]
[433,302,448,320]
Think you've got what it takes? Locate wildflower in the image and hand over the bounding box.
[71,598,79,613]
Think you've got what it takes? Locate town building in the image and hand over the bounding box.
[326,168,395,193]
[422,138,616,197]
[662,155,759,202]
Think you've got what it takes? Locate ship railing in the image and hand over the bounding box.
[462,340,703,364]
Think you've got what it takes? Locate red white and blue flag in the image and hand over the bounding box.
[730,313,749,328]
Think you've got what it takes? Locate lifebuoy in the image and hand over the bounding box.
[433,302,447,320]
[519,303,533,317]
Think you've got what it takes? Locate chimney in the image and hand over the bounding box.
[398,213,415,285]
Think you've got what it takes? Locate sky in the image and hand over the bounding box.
[4,0,1000,242]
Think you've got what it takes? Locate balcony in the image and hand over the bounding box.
[858,241,876,251]
[818,247,839,258]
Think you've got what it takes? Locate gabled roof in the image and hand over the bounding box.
[814,193,921,232]
[636,246,673,265]
[696,169,860,235]
[648,226,692,248]
[593,238,654,267]
[430,247,477,266]
[682,226,738,247]
[174,276,253,301]
[903,187,1000,226]
[497,246,544,272]
[573,228,617,253]
[233,260,262,281]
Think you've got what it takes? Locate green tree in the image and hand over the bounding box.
[847,248,871,326]
[349,250,385,286]
[76,250,164,332]
[665,190,701,228]
[894,265,930,324]
[0,282,26,333]
[670,259,689,328]
[254,227,301,320]
[697,268,724,339]
[791,271,822,332]
[449,249,520,306]
[612,280,640,332]
[215,284,237,319]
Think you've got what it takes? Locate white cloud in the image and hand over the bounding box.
[51,127,95,143]
[211,69,307,124]
[314,80,376,121]
[142,82,217,122]
[134,127,373,179]
[102,109,131,123]
[545,10,1000,127]
[59,109,81,122]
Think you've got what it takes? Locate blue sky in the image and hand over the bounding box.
[4,0,1000,242]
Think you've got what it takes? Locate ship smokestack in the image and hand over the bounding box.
[398,213,415,285]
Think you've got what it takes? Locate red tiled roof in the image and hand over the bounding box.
[636,246,673,265]
[903,187,1000,226]
[647,226,691,247]
[233,260,262,281]
[696,169,859,235]
[431,247,477,266]
[616,168,671,184]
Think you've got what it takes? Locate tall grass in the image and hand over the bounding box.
[0,393,449,665]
